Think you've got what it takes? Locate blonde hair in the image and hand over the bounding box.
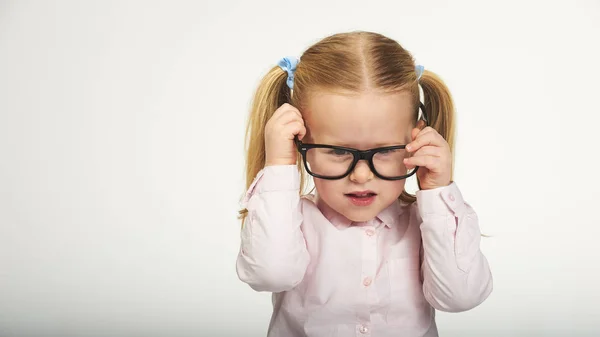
[239,31,456,225]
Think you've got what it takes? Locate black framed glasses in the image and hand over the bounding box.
[294,103,427,181]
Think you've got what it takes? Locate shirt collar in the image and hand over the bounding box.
[376,199,405,228]
[310,193,406,230]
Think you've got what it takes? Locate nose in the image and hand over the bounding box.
[349,160,374,183]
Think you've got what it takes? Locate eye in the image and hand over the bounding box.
[378,149,396,155]
[327,149,350,156]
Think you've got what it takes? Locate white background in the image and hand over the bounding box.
[1,0,599,336]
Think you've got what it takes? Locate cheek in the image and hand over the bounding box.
[379,180,406,196]
[314,179,342,198]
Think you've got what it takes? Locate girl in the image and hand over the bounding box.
[235,31,493,337]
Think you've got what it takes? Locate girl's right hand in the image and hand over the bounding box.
[264,103,307,166]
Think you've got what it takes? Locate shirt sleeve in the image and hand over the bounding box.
[235,165,310,293]
[415,181,493,312]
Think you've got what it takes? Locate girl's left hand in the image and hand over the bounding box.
[403,126,452,190]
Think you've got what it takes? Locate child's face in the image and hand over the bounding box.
[303,89,416,223]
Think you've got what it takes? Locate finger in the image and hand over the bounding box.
[403,155,440,172]
[404,147,440,170]
[273,108,304,126]
[271,104,302,123]
[271,106,302,122]
[282,121,307,140]
[286,106,303,121]
[282,114,305,125]
[416,126,438,139]
[283,119,307,140]
[281,103,302,120]
[406,129,443,152]
[410,126,435,145]
[410,145,442,158]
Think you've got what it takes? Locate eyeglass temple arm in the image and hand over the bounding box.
[419,102,428,125]
[293,135,304,149]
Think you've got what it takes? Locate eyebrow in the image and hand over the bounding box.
[317,140,410,148]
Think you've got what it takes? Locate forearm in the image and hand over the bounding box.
[235,165,310,293]
[417,182,493,312]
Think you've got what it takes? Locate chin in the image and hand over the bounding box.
[343,208,379,223]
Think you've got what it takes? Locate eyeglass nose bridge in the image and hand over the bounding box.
[356,149,377,161]
[348,150,377,173]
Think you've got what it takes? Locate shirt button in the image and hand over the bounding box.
[363,277,372,286]
[449,193,455,201]
[365,229,375,236]
[359,325,369,334]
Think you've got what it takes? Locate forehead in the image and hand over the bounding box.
[303,90,415,147]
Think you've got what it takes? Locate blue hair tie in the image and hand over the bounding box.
[278,56,299,90]
[415,64,424,81]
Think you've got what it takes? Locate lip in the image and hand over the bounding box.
[345,190,377,195]
[345,190,377,207]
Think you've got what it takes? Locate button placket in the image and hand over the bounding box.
[357,324,370,335]
[362,226,377,287]
[361,224,380,310]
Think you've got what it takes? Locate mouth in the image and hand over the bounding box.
[344,191,377,206]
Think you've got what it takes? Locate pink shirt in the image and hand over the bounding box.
[236,165,493,337]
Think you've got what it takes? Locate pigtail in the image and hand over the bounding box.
[238,66,292,224]
[419,70,456,158]
[399,70,456,204]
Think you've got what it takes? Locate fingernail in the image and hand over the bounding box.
[406,145,411,151]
